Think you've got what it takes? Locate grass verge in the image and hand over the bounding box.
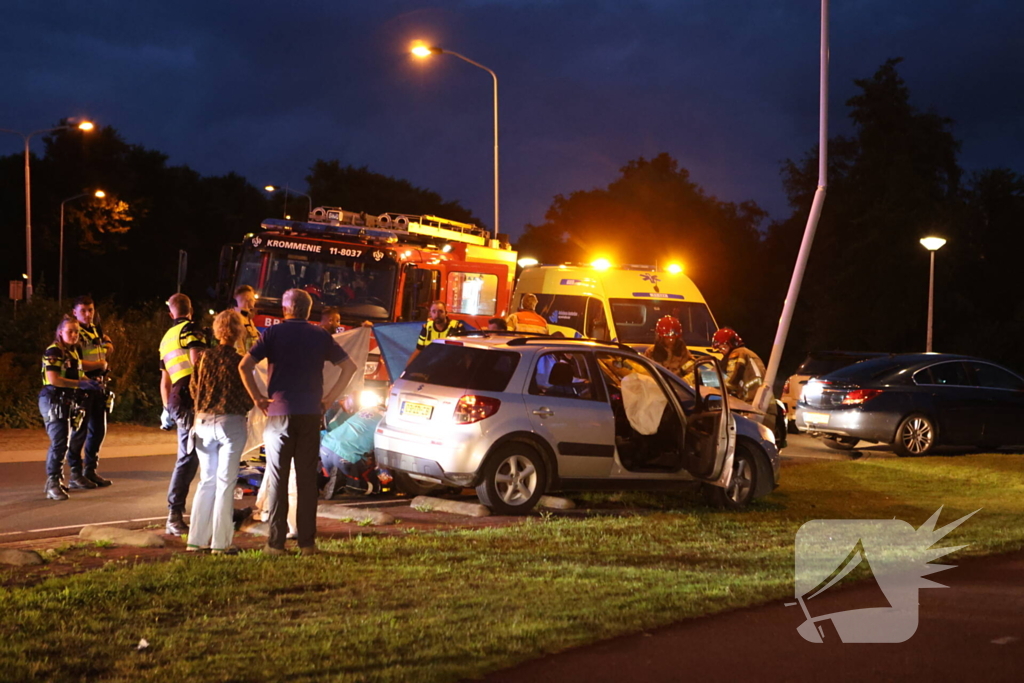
[1,454,1022,682]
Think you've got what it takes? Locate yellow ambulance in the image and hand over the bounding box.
[511,262,719,354]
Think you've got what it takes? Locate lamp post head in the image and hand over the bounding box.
[920,236,947,252]
[411,44,442,58]
[264,185,277,192]
[77,121,94,131]
[93,190,105,198]
[66,118,95,131]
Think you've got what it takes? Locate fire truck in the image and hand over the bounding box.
[218,207,518,400]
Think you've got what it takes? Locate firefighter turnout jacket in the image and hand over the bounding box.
[724,346,766,404]
[643,341,696,386]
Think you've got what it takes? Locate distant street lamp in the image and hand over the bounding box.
[412,43,500,240]
[0,119,94,300]
[920,236,947,352]
[59,190,106,305]
[264,184,312,220]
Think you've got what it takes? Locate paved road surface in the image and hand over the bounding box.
[483,549,1024,683]
[0,426,873,539]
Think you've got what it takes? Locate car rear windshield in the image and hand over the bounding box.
[797,353,882,376]
[402,344,520,392]
[822,356,904,381]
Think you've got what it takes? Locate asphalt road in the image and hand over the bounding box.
[483,548,1024,683]
[0,426,876,539]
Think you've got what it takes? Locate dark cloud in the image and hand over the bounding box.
[3,0,1022,237]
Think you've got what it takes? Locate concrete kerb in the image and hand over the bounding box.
[538,495,575,510]
[0,548,45,566]
[411,496,491,517]
[79,525,166,548]
[316,505,395,526]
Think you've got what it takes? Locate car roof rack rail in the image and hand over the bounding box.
[504,336,635,352]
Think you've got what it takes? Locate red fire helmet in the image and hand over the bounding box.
[712,327,743,349]
[655,315,682,339]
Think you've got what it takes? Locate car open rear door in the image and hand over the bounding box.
[682,356,734,485]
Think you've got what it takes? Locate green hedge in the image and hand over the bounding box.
[0,298,171,428]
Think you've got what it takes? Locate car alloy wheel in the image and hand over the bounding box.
[476,443,546,515]
[894,414,936,457]
[702,445,758,510]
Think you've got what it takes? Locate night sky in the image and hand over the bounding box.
[3,1,1022,239]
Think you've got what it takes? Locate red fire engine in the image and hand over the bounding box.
[219,207,517,392]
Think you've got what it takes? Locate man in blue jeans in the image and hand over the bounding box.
[239,289,357,556]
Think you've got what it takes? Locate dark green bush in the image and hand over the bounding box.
[0,297,169,428]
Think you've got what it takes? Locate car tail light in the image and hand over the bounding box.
[783,379,791,395]
[454,395,501,424]
[842,389,883,405]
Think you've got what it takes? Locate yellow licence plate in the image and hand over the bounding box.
[803,411,830,425]
[401,401,434,419]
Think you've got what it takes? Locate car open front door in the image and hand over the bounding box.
[683,356,734,485]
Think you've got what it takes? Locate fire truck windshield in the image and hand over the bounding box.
[241,249,398,320]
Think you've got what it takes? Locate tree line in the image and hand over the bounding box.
[1,58,1022,424]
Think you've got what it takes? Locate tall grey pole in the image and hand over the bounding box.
[756,0,829,413]
[59,199,65,306]
[926,250,935,352]
[434,49,499,240]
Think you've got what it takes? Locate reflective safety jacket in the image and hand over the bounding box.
[506,309,549,334]
[41,344,81,386]
[236,310,259,354]
[78,323,107,377]
[724,346,766,403]
[159,319,205,384]
[416,318,464,349]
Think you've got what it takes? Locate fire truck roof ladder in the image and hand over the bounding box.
[260,207,490,247]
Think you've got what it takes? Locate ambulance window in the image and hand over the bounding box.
[448,272,498,316]
[586,298,609,340]
[534,294,587,335]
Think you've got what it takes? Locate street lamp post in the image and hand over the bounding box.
[59,190,105,305]
[920,236,947,352]
[412,44,500,240]
[0,119,94,301]
[264,184,312,220]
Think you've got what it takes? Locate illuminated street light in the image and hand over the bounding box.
[264,183,312,220]
[0,118,95,300]
[412,42,500,241]
[920,236,947,352]
[59,189,106,305]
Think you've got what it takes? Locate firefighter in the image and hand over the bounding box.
[643,315,696,386]
[65,296,114,488]
[159,293,208,535]
[407,301,464,365]
[712,327,765,403]
[39,316,106,500]
[233,285,260,354]
[506,293,549,334]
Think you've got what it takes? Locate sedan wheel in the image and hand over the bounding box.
[702,445,758,510]
[476,444,546,515]
[893,414,937,457]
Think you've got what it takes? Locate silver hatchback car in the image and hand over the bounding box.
[374,334,780,514]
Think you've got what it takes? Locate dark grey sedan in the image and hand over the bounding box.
[793,353,1024,456]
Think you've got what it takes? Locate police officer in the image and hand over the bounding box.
[39,316,106,500]
[232,285,260,354]
[643,315,696,386]
[65,295,114,489]
[506,293,549,334]
[407,301,464,365]
[160,293,208,535]
[712,328,766,403]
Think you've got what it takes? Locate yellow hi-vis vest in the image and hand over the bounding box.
[160,321,195,384]
[79,323,107,364]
